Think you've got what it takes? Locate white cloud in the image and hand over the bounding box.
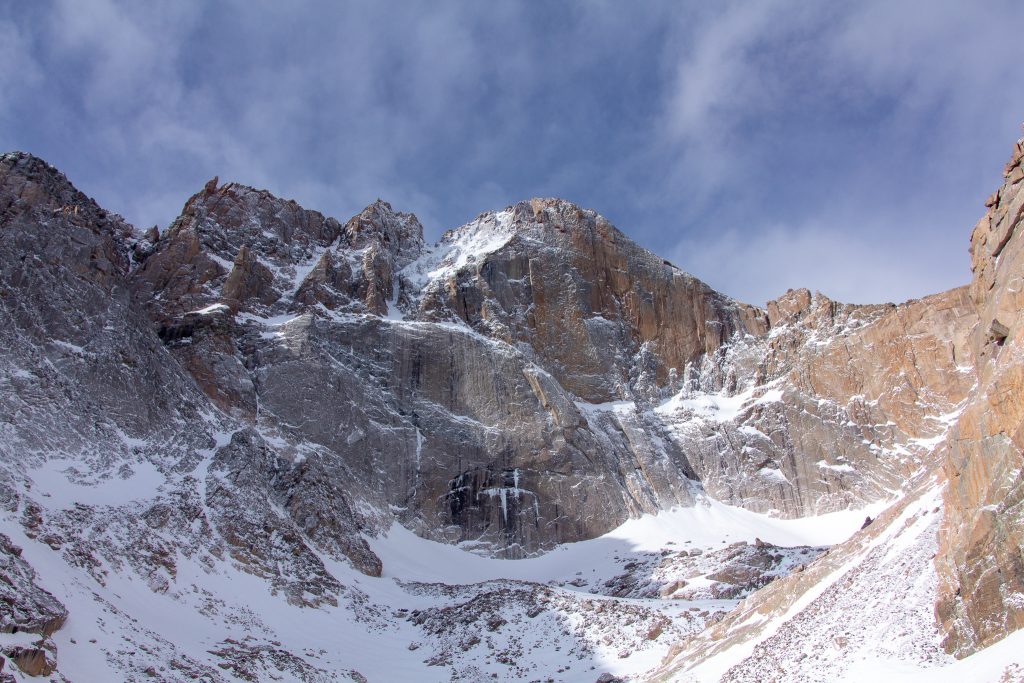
[4,0,1022,308]
[653,0,1024,305]
[662,2,777,143]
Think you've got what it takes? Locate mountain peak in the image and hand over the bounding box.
[1,151,105,219]
[344,197,424,267]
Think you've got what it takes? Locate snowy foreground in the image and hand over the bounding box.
[0,484,1019,682]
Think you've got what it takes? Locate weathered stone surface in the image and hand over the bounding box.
[343,198,424,315]
[653,285,975,517]
[206,429,353,603]
[246,312,698,556]
[936,136,1024,657]
[405,198,767,403]
[4,639,57,676]
[0,534,66,637]
[133,179,345,318]
[0,153,395,678]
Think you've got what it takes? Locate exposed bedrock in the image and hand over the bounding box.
[936,138,1024,656]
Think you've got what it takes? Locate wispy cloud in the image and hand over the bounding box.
[647,0,1024,303]
[2,0,1022,306]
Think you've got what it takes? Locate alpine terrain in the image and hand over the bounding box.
[0,132,1022,682]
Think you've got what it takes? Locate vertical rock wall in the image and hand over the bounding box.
[937,138,1024,656]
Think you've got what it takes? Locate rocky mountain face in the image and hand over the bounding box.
[0,134,1020,682]
[120,176,976,564]
[648,139,1024,682]
[936,138,1024,656]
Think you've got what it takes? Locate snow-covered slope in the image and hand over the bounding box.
[652,472,1022,683]
[0,479,875,682]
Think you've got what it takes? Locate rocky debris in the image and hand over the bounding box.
[402,579,700,681]
[936,136,1024,656]
[0,534,67,636]
[272,450,383,578]
[576,540,824,602]
[206,637,345,683]
[715,492,949,682]
[206,429,368,597]
[651,477,952,682]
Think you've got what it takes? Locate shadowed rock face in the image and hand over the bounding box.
[0,151,384,596]
[0,534,67,636]
[936,138,1024,656]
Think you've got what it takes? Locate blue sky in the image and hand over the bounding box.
[2,1,1023,305]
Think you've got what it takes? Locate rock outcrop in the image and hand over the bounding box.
[0,534,66,636]
[5,151,975,564]
[0,152,388,665]
[654,284,975,518]
[649,136,1024,681]
[936,137,1024,656]
[405,198,768,403]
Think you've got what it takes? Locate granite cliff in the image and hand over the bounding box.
[0,133,1020,681]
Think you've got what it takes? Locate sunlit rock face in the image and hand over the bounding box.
[653,284,975,518]
[936,138,1024,656]
[403,197,768,403]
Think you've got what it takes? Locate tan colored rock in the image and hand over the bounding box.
[412,198,767,403]
[6,643,56,677]
[766,288,813,327]
[936,136,1024,657]
[222,244,278,310]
